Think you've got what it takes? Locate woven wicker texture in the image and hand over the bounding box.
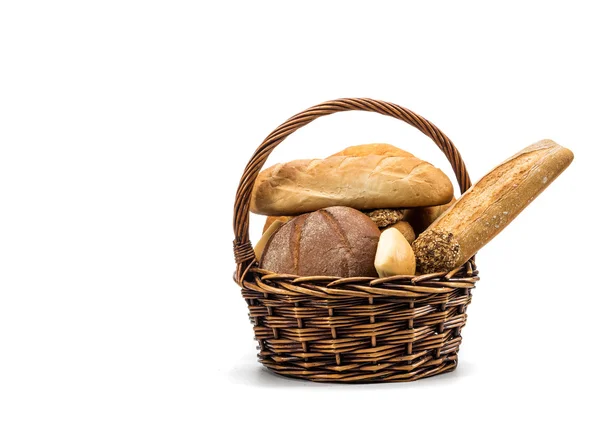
[233,98,479,383]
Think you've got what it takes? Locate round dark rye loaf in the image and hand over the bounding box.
[260,206,380,278]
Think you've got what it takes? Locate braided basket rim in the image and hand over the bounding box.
[239,260,479,296]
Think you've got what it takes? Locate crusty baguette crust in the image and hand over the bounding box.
[413,139,574,273]
[251,155,454,215]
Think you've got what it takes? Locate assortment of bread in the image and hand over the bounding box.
[251,141,573,278]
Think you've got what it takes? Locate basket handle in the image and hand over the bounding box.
[233,98,472,282]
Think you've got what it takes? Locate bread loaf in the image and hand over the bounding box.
[263,210,410,233]
[404,197,456,235]
[374,228,416,277]
[263,215,293,233]
[412,140,574,273]
[365,208,406,228]
[385,221,416,244]
[330,143,414,158]
[251,155,454,215]
[260,206,380,277]
[254,220,285,261]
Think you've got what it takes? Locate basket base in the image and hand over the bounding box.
[241,263,478,384]
[258,353,459,384]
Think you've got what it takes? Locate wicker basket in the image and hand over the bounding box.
[233,98,480,383]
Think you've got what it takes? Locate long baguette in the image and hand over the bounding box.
[412,140,573,273]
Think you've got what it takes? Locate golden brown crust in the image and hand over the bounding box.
[263,215,294,233]
[413,140,574,273]
[385,221,416,244]
[404,197,456,235]
[329,143,414,158]
[251,155,454,215]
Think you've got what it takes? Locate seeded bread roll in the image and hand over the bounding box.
[413,140,574,273]
[260,206,380,277]
[365,208,406,228]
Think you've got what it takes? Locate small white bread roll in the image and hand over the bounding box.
[374,228,416,277]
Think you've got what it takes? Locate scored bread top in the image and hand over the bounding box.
[250,149,454,215]
[260,206,380,277]
[329,143,415,158]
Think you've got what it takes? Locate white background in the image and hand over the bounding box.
[1,1,598,427]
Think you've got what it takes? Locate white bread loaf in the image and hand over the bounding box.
[250,154,454,215]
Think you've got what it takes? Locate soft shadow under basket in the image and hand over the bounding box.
[233,98,479,383]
